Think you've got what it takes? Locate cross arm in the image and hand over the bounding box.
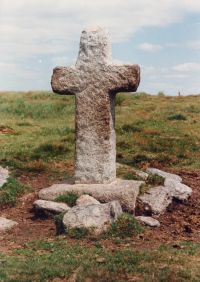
[106,64,140,94]
[51,67,85,95]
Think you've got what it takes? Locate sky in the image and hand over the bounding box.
[0,0,200,95]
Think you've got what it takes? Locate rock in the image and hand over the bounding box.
[39,179,143,212]
[109,200,123,220]
[164,178,192,201]
[136,216,160,227]
[52,27,140,184]
[76,195,100,206]
[116,163,123,169]
[135,170,149,180]
[63,201,123,235]
[147,168,182,182]
[139,186,172,216]
[33,200,70,214]
[0,217,18,232]
[0,167,9,188]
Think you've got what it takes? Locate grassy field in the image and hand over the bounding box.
[1,240,200,282]
[1,91,200,175]
[0,91,200,281]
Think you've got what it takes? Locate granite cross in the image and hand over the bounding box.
[51,27,140,184]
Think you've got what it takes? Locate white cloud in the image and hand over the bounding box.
[138,43,163,52]
[0,0,200,91]
[173,62,200,72]
[187,40,200,50]
[1,0,200,60]
[141,65,157,75]
[165,43,180,48]
[140,62,200,95]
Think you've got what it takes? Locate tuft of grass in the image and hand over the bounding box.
[67,227,89,239]
[117,165,143,181]
[168,113,187,121]
[146,173,165,186]
[108,214,143,238]
[186,105,200,113]
[23,159,47,173]
[128,154,151,166]
[0,177,28,206]
[55,192,79,207]
[120,123,142,134]
[157,91,165,97]
[31,142,70,161]
[139,183,152,195]
[139,174,165,195]
[54,213,66,235]
[115,94,126,106]
[16,121,32,127]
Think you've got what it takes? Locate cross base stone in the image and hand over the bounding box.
[39,179,143,213]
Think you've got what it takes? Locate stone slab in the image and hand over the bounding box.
[33,200,70,214]
[139,186,172,216]
[39,179,143,212]
[136,216,160,227]
[76,195,100,206]
[147,168,182,182]
[0,217,18,232]
[0,167,9,188]
[164,178,192,201]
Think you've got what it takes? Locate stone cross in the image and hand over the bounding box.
[51,27,140,184]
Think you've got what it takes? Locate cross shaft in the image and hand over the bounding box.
[51,27,140,184]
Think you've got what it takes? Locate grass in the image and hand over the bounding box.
[54,213,66,235]
[168,113,187,121]
[0,91,75,175]
[115,93,200,168]
[0,239,200,281]
[117,165,143,181]
[146,173,165,186]
[67,227,89,239]
[139,174,165,195]
[55,192,79,207]
[108,213,143,238]
[1,91,200,174]
[1,91,200,281]
[0,176,28,207]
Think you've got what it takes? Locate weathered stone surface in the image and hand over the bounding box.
[63,201,122,234]
[136,216,160,227]
[134,170,149,180]
[147,168,182,182]
[39,179,143,212]
[0,217,18,232]
[76,195,100,206]
[139,186,172,216]
[164,178,192,201]
[51,26,140,184]
[0,167,9,188]
[33,200,70,214]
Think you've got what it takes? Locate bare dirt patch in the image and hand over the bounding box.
[0,126,16,135]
